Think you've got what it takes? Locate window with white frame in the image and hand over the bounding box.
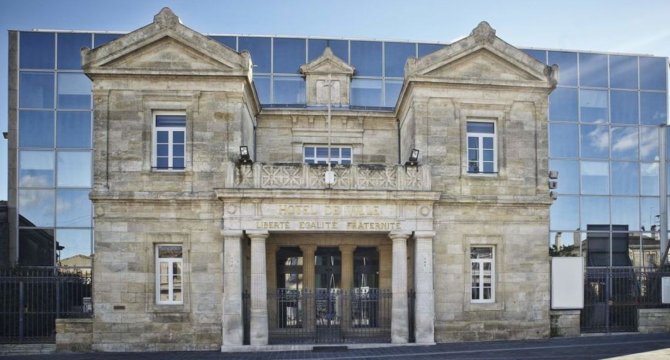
[470,246,495,303]
[303,146,352,165]
[153,114,185,170]
[466,121,496,174]
[156,244,183,305]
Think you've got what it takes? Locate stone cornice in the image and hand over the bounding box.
[215,188,441,202]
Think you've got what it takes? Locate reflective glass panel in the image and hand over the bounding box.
[273,38,305,74]
[549,123,578,158]
[350,41,382,76]
[57,111,91,148]
[580,89,608,123]
[581,196,610,228]
[19,110,54,148]
[351,79,382,107]
[549,87,578,121]
[57,33,91,69]
[308,39,348,62]
[640,197,660,231]
[57,73,91,109]
[548,51,578,86]
[19,229,55,266]
[56,189,92,227]
[550,195,579,230]
[579,53,608,88]
[523,49,546,63]
[639,57,667,91]
[580,161,609,194]
[640,126,659,161]
[610,55,638,89]
[611,197,640,230]
[610,90,639,124]
[20,150,54,187]
[19,189,55,227]
[254,76,270,104]
[20,32,55,69]
[640,92,667,125]
[385,80,402,107]
[640,162,659,196]
[611,126,638,160]
[385,42,415,77]
[580,125,609,159]
[238,37,271,73]
[549,159,579,194]
[211,36,236,50]
[57,229,92,261]
[57,151,92,187]
[20,72,54,109]
[93,33,122,47]
[611,161,639,195]
[418,43,444,57]
[273,77,305,104]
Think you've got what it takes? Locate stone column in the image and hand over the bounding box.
[389,231,411,344]
[299,244,316,331]
[413,231,436,344]
[247,230,270,346]
[266,244,278,334]
[222,230,243,347]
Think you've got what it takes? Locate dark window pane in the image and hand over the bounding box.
[579,53,608,88]
[19,229,55,266]
[20,72,54,109]
[385,42,415,77]
[611,126,638,160]
[351,41,382,76]
[19,110,54,148]
[549,87,578,121]
[581,196,610,228]
[612,161,639,195]
[238,37,271,73]
[20,32,55,69]
[19,189,55,227]
[273,38,305,74]
[157,131,168,143]
[273,77,305,104]
[641,197,660,231]
[384,80,402,107]
[351,79,382,106]
[549,159,579,194]
[173,144,184,157]
[57,73,91,109]
[254,76,270,104]
[157,144,168,156]
[581,125,609,159]
[173,131,184,144]
[157,157,168,169]
[57,229,92,260]
[548,51,577,86]
[57,111,91,148]
[93,33,122,48]
[550,195,579,230]
[549,123,578,158]
[57,151,92,187]
[611,197,640,230]
[56,189,92,227]
[211,36,236,50]
[639,57,667,91]
[640,91,667,125]
[610,90,638,124]
[640,126,659,161]
[155,115,185,127]
[610,55,638,89]
[522,49,546,63]
[20,150,54,187]
[418,43,444,57]
[57,33,91,69]
[467,122,494,133]
[173,157,184,169]
[580,89,608,123]
[308,39,348,62]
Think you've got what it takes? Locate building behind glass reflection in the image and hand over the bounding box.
[4,29,668,270]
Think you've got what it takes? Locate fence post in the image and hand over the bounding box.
[18,281,24,342]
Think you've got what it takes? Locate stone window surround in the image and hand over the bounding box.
[155,243,184,305]
[462,235,504,311]
[469,245,495,303]
[303,145,353,165]
[152,111,186,171]
[466,121,497,174]
[145,233,191,313]
[458,103,510,179]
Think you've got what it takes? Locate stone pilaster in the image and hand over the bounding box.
[222,230,244,347]
[247,230,269,346]
[389,231,411,344]
[299,245,316,290]
[413,231,436,344]
[339,245,356,290]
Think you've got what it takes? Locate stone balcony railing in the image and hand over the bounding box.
[224,163,431,191]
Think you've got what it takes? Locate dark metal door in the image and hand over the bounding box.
[315,247,342,343]
[581,268,639,333]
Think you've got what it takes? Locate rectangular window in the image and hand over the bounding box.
[304,146,352,165]
[153,114,185,170]
[467,122,496,174]
[155,245,183,305]
[471,246,494,303]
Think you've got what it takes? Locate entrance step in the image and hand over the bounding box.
[313,345,348,352]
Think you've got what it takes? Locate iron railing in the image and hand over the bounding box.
[0,267,92,343]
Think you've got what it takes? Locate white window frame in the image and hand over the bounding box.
[152,112,186,171]
[155,244,184,305]
[470,246,495,303]
[466,121,497,174]
[303,145,352,165]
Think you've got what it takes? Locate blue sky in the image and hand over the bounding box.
[1,0,670,200]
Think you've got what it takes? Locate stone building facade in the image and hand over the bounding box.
[81,8,556,351]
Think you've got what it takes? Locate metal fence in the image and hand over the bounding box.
[0,267,93,343]
[581,267,670,333]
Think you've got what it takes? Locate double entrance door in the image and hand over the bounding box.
[272,246,389,344]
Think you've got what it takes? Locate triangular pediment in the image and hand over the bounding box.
[424,48,539,82]
[300,47,354,75]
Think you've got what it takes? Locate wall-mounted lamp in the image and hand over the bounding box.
[239,146,252,164]
[406,149,420,166]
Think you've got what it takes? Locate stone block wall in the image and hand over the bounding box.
[639,308,670,333]
[56,318,93,352]
[549,310,581,337]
